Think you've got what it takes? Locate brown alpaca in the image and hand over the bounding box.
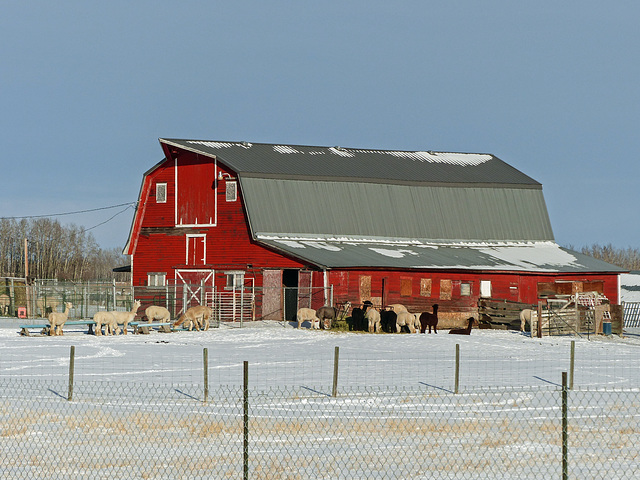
[449,317,474,335]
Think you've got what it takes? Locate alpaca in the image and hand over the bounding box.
[145,305,171,324]
[520,309,533,332]
[396,312,419,333]
[174,305,212,331]
[316,305,337,330]
[93,311,121,336]
[388,304,408,314]
[420,304,439,334]
[109,299,141,335]
[365,308,381,333]
[380,308,397,333]
[48,302,73,336]
[449,317,474,335]
[350,301,371,331]
[297,308,320,329]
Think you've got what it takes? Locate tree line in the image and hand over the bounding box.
[0,218,130,281]
[576,244,640,271]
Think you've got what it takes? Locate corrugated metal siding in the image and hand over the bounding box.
[160,139,540,186]
[240,178,554,242]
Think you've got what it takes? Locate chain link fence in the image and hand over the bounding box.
[1,373,638,479]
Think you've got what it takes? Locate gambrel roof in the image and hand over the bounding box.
[142,139,622,273]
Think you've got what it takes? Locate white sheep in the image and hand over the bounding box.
[109,299,141,335]
[93,311,121,336]
[297,308,320,329]
[48,302,73,336]
[365,308,381,333]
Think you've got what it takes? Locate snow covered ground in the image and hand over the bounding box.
[2,318,640,392]
[1,320,639,479]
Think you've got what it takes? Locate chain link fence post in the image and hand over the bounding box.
[243,360,249,480]
[67,346,75,401]
[562,371,568,480]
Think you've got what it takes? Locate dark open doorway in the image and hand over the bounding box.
[283,269,299,322]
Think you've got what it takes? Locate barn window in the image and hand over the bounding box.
[147,272,166,287]
[400,278,412,297]
[440,279,452,300]
[420,278,432,297]
[460,283,471,296]
[225,271,245,290]
[156,183,167,203]
[480,280,492,298]
[226,181,237,202]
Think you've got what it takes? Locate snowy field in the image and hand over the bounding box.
[1,320,639,479]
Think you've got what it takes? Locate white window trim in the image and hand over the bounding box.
[147,272,166,287]
[224,270,245,290]
[156,183,167,203]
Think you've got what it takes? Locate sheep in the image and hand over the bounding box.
[93,311,121,336]
[365,307,381,333]
[297,308,320,329]
[520,309,533,332]
[396,311,419,333]
[109,299,141,335]
[449,317,474,335]
[420,304,439,334]
[48,302,73,336]
[174,305,212,331]
[145,305,171,324]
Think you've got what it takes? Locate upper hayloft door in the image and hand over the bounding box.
[175,156,216,226]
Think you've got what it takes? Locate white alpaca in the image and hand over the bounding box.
[174,305,212,331]
[520,309,533,332]
[388,304,408,314]
[48,302,73,336]
[297,308,320,329]
[396,312,419,333]
[93,311,121,336]
[365,308,381,333]
[145,305,171,323]
[109,299,141,335]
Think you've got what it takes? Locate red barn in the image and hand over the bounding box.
[124,139,622,326]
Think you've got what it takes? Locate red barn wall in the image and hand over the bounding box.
[129,147,620,322]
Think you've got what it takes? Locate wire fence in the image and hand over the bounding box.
[1,376,638,479]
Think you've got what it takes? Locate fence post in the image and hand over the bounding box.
[68,346,75,401]
[454,344,460,394]
[562,371,568,480]
[569,341,575,390]
[203,348,209,403]
[243,361,249,480]
[332,346,340,397]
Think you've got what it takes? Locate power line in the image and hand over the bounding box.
[0,202,138,220]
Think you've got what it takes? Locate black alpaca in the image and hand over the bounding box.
[419,304,439,334]
[449,317,474,335]
[380,309,397,333]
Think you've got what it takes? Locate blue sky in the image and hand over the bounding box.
[1,1,638,250]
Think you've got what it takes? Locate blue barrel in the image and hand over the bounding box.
[603,322,612,335]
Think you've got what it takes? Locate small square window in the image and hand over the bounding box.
[226,181,237,202]
[225,271,245,290]
[460,283,471,296]
[156,183,167,203]
[147,272,166,287]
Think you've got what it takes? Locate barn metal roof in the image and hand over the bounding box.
[256,236,625,273]
[160,139,541,186]
[150,138,621,273]
[240,177,554,242]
